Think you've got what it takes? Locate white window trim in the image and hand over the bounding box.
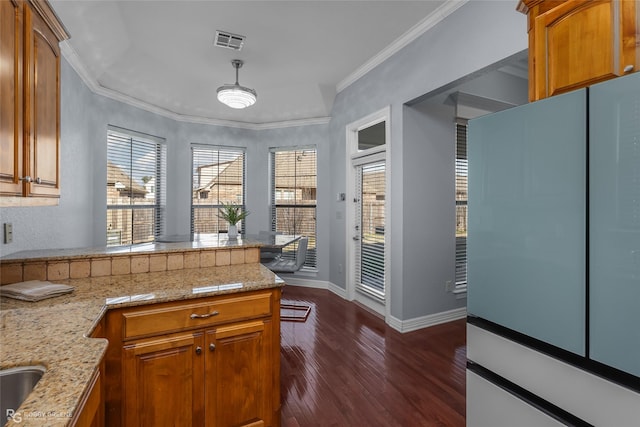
[345,106,392,321]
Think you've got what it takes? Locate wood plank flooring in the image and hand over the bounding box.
[280,286,467,427]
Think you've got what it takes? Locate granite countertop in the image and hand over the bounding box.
[0,235,262,263]
[0,264,284,427]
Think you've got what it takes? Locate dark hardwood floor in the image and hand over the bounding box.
[280,286,466,427]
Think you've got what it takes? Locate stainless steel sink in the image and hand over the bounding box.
[0,366,46,422]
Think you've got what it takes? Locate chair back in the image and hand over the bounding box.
[294,237,309,270]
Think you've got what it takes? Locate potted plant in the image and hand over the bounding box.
[219,203,250,239]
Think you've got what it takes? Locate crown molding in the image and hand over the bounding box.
[60,1,468,129]
[60,42,331,131]
[175,115,331,130]
[336,0,469,93]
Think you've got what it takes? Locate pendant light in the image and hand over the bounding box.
[216,59,257,109]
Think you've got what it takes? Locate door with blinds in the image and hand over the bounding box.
[347,115,389,315]
[354,160,386,302]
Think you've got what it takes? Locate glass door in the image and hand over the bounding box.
[354,161,386,300]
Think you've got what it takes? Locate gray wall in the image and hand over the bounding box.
[326,0,527,319]
[0,0,527,322]
[401,101,462,319]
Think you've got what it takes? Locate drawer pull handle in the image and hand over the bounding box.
[190,310,219,319]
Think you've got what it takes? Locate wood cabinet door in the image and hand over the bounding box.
[206,320,272,427]
[24,3,60,198]
[533,0,635,100]
[0,0,23,196]
[123,332,205,427]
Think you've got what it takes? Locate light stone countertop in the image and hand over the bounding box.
[0,263,284,427]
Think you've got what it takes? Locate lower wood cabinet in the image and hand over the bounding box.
[70,368,104,427]
[206,321,271,427]
[105,289,281,427]
[123,332,203,426]
[71,318,106,427]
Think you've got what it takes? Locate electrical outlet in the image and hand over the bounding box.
[338,264,343,273]
[4,223,13,244]
[445,280,453,292]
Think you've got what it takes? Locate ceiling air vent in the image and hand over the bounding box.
[214,30,245,51]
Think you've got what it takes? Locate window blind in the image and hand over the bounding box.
[355,161,386,299]
[270,147,317,269]
[192,146,246,234]
[106,128,166,246]
[455,122,468,285]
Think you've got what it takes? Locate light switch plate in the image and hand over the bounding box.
[4,223,13,244]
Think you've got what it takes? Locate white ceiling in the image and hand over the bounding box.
[50,1,463,127]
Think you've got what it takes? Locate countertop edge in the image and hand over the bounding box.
[1,265,283,427]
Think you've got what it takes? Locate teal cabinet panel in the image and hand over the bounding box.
[589,72,640,377]
[468,90,587,356]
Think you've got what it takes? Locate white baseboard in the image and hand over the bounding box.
[280,276,327,289]
[282,278,466,333]
[327,282,348,299]
[281,277,350,297]
[388,306,467,333]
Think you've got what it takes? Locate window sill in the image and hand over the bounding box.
[453,283,467,299]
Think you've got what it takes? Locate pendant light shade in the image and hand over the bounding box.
[217,59,257,109]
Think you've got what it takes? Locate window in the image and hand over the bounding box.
[192,146,246,235]
[455,122,468,289]
[106,127,166,246]
[270,147,317,269]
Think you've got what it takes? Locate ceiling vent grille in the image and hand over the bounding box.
[214,30,245,51]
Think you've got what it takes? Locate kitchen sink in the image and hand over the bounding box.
[0,366,46,422]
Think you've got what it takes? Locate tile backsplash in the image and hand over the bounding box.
[0,247,260,285]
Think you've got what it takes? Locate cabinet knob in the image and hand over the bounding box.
[19,176,41,184]
[209,343,216,351]
[195,346,202,355]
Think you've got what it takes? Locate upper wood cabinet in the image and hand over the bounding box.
[518,0,638,101]
[0,0,68,204]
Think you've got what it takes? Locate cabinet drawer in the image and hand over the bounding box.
[122,292,272,340]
